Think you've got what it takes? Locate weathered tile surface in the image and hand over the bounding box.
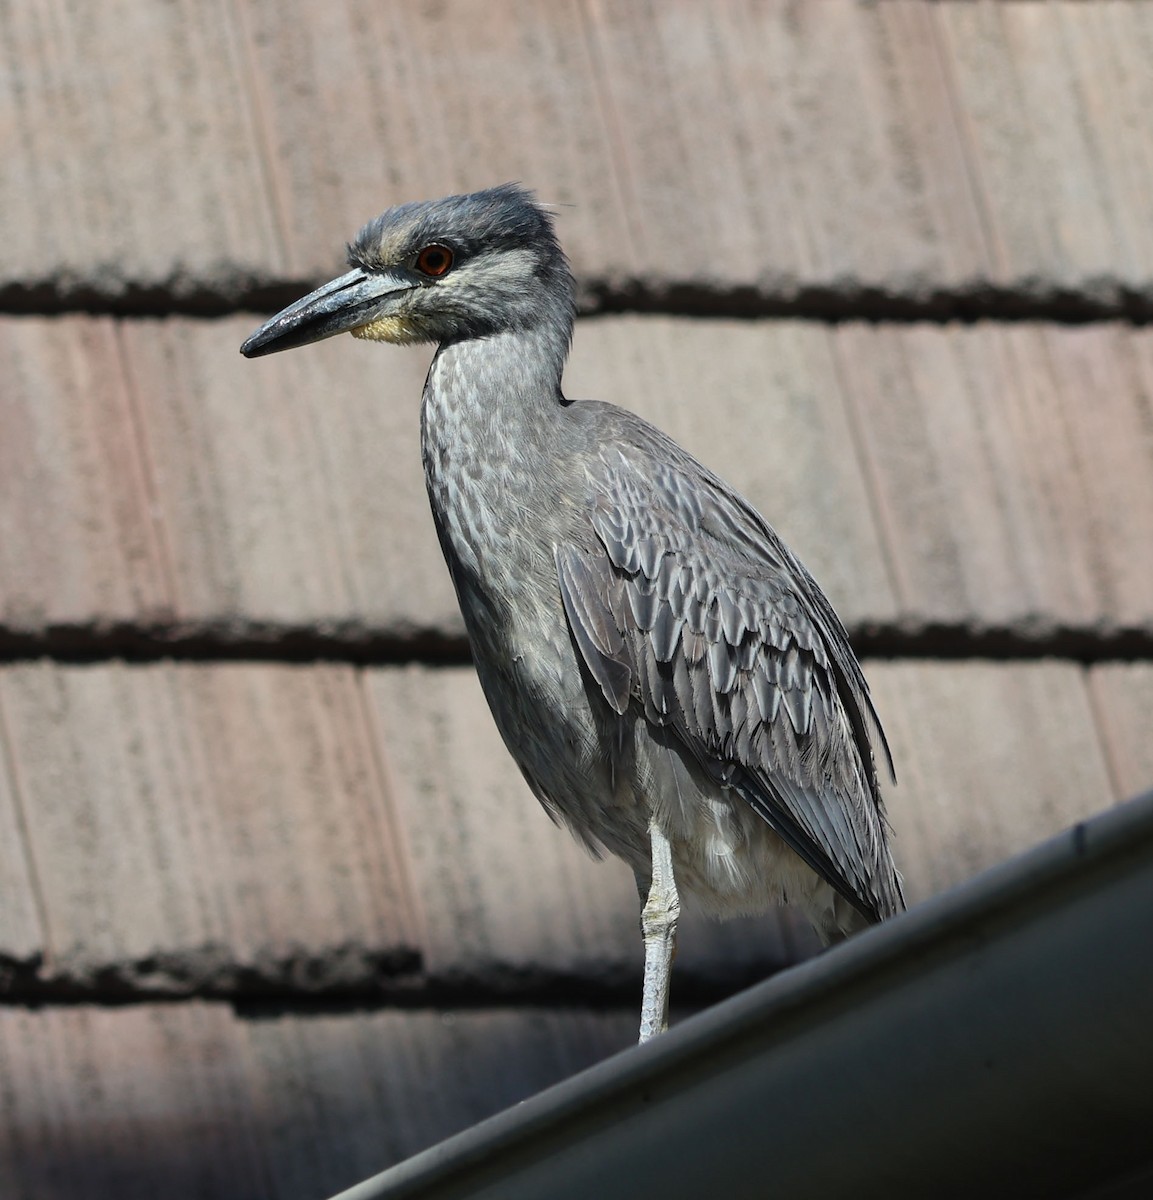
[122,318,461,636]
[565,317,898,627]
[870,660,1116,904]
[0,317,171,630]
[366,664,641,982]
[838,323,1153,632]
[0,1002,635,1200]
[4,3,1153,298]
[0,697,42,965]
[1,3,1148,1195]
[1087,663,1153,803]
[583,0,988,294]
[0,662,418,989]
[0,0,282,294]
[3,313,900,635]
[0,657,1126,992]
[242,1007,636,1197]
[366,658,1124,980]
[367,664,805,987]
[939,0,1153,297]
[238,0,631,285]
[1038,327,1153,629]
[0,1003,268,1200]
[7,314,1151,638]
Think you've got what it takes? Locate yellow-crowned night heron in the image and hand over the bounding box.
[242,184,903,1041]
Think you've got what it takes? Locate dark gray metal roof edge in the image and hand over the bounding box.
[330,789,1153,1200]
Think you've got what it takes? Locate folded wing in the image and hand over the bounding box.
[556,436,902,922]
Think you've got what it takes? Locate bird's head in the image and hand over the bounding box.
[240,184,574,359]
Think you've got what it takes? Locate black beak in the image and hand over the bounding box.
[240,268,417,358]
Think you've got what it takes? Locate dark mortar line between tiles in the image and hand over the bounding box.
[0,960,770,1015]
[0,625,473,666]
[2,623,1153,667]
[581,282,1153,326]
[5,279,1153,326]
[227,969,763,1018]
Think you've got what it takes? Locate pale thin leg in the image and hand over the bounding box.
[638,819,680,1043]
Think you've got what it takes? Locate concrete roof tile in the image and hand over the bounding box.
[99,313,898,635]
[582,0,986,293]
[565,316,897,626]
[365,664,641,981]
[365,665,804,986]
[4,3,1153,299]
[0,1002,267,1200]
[364,667,806,984]
[8,315,1150,638]
[121,317,460,636]
[1038,326,1153,629]
[0,658,1127,992]
[0,0,283,294]
[363,659,1122,984]
[0,1002,634,1200]
[1087,663,1153,803]
[0,662,418,990]
[870,660,1115,904]
[938,1,1153,296]
[0,317,171,630]
[837,322,1153,632]
[0,695,42,963]
[241,1007,635,1196]
[239,0,632,284]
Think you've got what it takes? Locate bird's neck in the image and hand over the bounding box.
[420,326,570,597]
[422,326,567,453]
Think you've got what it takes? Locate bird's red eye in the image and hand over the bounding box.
[415,244,454,277]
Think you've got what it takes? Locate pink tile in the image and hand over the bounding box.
[0,662,419,988]
[0,317,171,629]
[0,1003,267,1200]
[0,0,282,292]
[1088,664,1153,803]
[869,660,1114,904]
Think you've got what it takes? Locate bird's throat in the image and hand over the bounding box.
[351,314,427,345]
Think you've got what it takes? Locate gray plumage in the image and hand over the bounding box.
[242,183,903,1037]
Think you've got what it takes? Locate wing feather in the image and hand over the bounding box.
[556,430,901,923]
[555,546,631,715]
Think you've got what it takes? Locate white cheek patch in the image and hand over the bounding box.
[461,248,538,294]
